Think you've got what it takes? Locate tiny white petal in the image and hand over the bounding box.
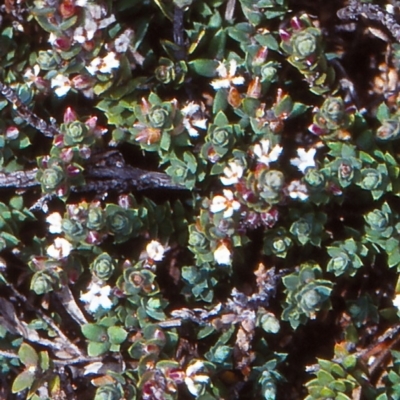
[186,360,204,376]
[46,212,63,234]
[231,76,245,85]
[210,78,231,89]
[98,15,116,29]
[214,243,231,265]
[394,294,400,310]
[216,62,228,78]
[228,59,238,77]
[47,237,72,259]
[192,118,207,130]
[210,195,227,213]
[146,240,165,261]
[185,378,200,396]
[269,144,283,162]
[222,189,234,200]
[181,102,200,116]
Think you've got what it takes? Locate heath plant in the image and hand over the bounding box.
[2,0,400,399]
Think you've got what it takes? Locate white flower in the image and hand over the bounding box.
[393,294,400,310]
[51,74,71,97]
[47,237,72,259]
[253,139,283,167]
[181,101,207,138]
[146,240,165,261]
[287,180,309,200]
[214,242,232,265]
[86,52,120,75]
[80,282,113,312]
[210,189,240,218]
[46,212,63,234]
[220,161,244,186]
[114,29,134,53]
[23,65,40,87]
[290,148,317,173]
[211,59,245,90]
[185,361,210,397]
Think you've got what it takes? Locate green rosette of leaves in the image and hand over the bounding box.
[61,121,93,147]
[201,111,242,162]
[36,157,67,195]
[263,228,292,258]
[155,57,187,86]
[258,169,285,204]
[105,204,143,244]
[310,97,354,139]
[327,238,368,277]
[87,205,106,231]
[117,263,159,296]
[94,384,125,400]
[128,92,186,153]
[280,14,335,95]
[290,211,327,247]
[61,218,87,243]
[30,269,61,295]
[90,253,115,281]
[376,102,400,141]
[364,202,395,243]
[282,262,333,329]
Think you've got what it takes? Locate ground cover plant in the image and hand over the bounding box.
[3,0,400,398]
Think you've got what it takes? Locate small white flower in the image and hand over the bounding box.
[210,189,240,218]
[51,74,71,97]
[253,139,283,167]
[80,282,113,312]
[146,240,165,261]
[287,180,309,200]
[86,52,119,75]
[290,148,317,173]
[114,29,134,53]
[220,161,244,186]
[47,237,72,259]
[46,212,63,234]
[394,294,400,310]
[181,101,207,138]
[185,361,210,397]
[214,242,232,265]
[23,65,40,87]
[211,59,245,90]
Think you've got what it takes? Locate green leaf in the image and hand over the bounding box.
[87,341,111,357]
[376,102,391,123]
[212,88,228,114]
[18,343,38,367]
[188,59,219,77]
[39,351,50,371]
[9,196,23,211]
[11,369,35,393]
[210,345,232,363]
[82,324,108,342]
[214,111,229,127]
[107,326,128,345]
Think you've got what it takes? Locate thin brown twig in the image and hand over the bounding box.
[0,81,60,137]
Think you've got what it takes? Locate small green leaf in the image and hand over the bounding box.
[87,341,111,357]
[19,343,38,367]
[107,326,128,345]
[188,59,219,77]
[39,351,50,371]
[12,369,35,393]
[82,324,108,342]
